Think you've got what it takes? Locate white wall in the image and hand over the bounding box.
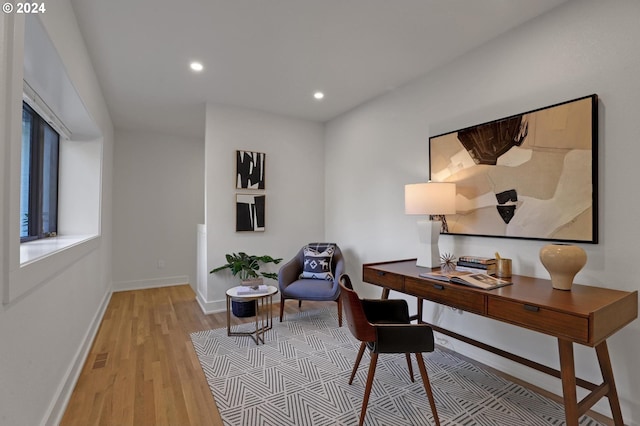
[325,0,640,423]
[112,129,204,291]
[201,104,325,312]
[0,3,114,425]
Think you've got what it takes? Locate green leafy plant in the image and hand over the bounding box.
[210,252,283,281]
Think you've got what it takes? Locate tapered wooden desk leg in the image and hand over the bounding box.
[381,288,390,300]
[596,341,624,425]
[558,339,579,426]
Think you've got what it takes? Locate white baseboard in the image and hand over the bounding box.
[196,292,226,314]
[43,285,112,426]
[113,275,189,292]
[196,291,281,315]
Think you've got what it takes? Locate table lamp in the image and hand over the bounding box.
[405,182,456,268]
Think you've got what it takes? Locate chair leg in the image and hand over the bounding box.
[359,352,378,426]
[279,298,285,322]
[349,342,367,385]
[405,353,415,382]
[415,353,440,426]
[336,297,343,327]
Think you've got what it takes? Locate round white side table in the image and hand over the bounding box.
[225,285,278,345]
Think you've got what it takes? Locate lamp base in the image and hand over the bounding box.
[416,220,442,268]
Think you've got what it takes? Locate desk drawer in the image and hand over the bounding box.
[363,268,404,292]
[488,298,589,343]
[405,277,485,315]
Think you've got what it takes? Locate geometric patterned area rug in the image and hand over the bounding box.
[190,308,605,426]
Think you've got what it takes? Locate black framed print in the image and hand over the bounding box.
[429,94,598,243]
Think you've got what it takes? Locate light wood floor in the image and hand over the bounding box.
[61,285,612,426]
[60,284,328,425]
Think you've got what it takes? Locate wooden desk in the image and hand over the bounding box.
[363,259,638,426]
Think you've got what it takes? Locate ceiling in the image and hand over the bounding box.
[69,0,569,139]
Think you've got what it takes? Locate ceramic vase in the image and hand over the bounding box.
[539,244,587,290]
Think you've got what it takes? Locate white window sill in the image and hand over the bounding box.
[20,234,97,265]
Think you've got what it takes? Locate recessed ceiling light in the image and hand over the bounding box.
[313,91,324,100]
[190,61,204,72]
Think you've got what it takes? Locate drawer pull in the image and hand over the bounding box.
[433,284,445,290]
[524,304,540,312]
[376,271,386,277]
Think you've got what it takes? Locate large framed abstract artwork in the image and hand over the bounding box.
[236,150,265,189]
[236,194,265,232]
[429,94,598,243]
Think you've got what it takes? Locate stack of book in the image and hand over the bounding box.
[456,256,497,275]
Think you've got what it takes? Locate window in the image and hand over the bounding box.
[20,102,59,242]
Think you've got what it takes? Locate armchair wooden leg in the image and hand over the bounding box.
[349,342,367,385]
[416,353,440,426]
[336,297,343,327]
[405,353,415,382]
[298,300,302,308]
[279,298,285,322]
[360,352,378,426]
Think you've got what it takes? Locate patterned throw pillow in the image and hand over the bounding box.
[300,243,336,281]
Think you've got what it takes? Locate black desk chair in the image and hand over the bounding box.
[339,274,440,426]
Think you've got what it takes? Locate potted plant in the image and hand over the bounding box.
[210,252,282,317]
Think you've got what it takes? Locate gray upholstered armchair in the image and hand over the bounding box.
[278,243,344,326]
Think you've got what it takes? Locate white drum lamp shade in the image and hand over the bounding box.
[405,182,456,268]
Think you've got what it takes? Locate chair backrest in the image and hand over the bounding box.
[339,275,376,342]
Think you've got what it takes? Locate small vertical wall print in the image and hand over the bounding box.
[236,150,265,189]
[236,194,265,232]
